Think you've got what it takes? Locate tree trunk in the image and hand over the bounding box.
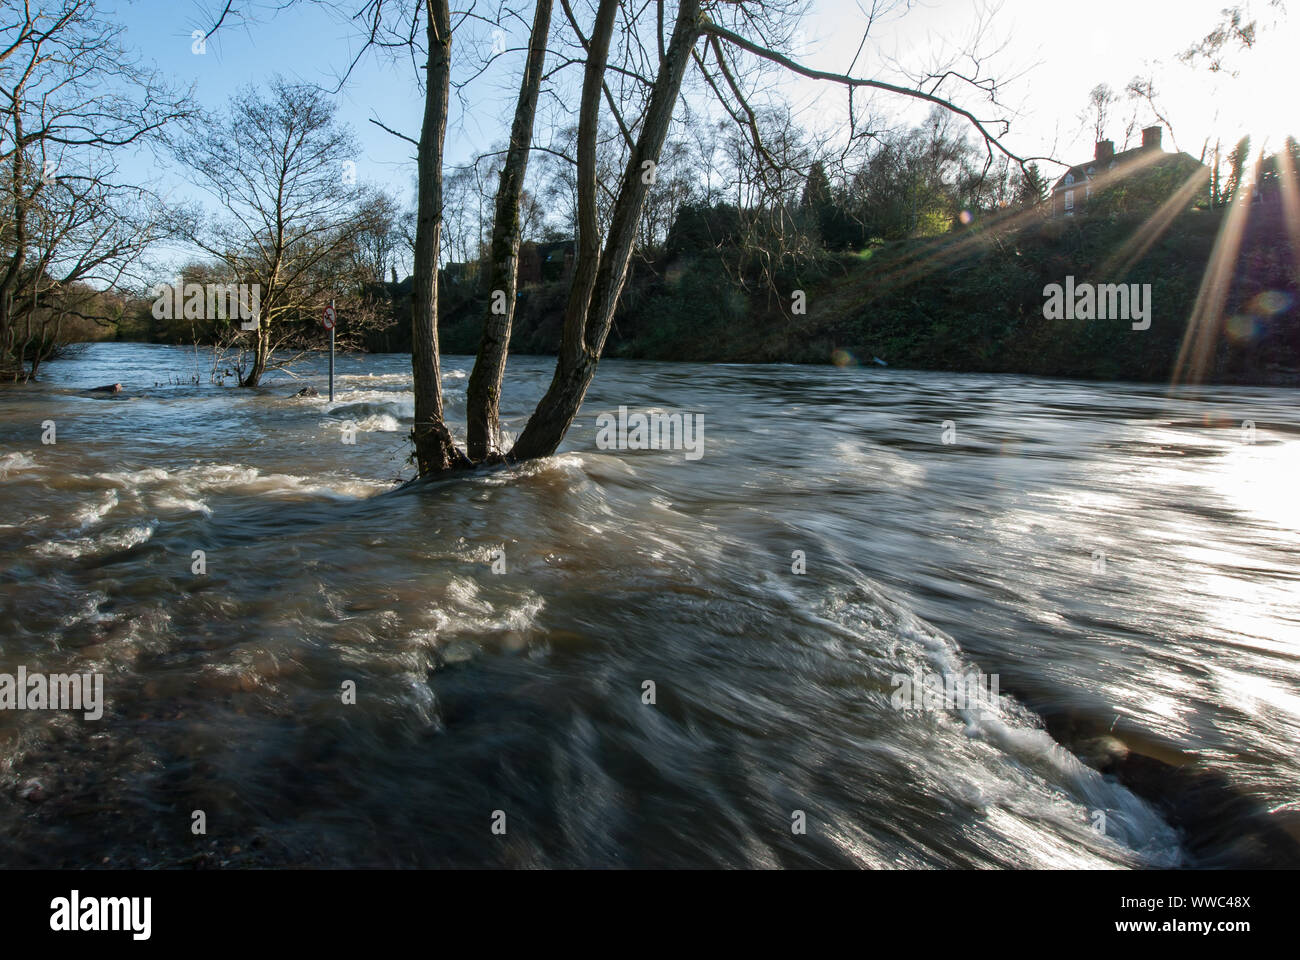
[509,0,702,461]
[410,0,468,475]
[241,324,270,387]
[0,112,28,380]
[465,0,554,462]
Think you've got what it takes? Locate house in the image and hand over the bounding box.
[1050,125,1203,217]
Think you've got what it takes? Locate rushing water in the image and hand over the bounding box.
[1,341,1297,868]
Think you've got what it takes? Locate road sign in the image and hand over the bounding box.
[322,305,336,330]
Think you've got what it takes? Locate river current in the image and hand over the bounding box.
[1,342,1297,867]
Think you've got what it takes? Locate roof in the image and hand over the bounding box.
[1052,146,1204,193]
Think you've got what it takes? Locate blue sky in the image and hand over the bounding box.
[110,0,436,205]
[108,0,531,276]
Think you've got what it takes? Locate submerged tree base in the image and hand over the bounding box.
[412,420,474,476]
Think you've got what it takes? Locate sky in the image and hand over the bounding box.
[102,0,1298,273]
[784,0,1297,164]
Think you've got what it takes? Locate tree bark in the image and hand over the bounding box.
[465,0,555,462]
[509,0,702,461]
[241,323,270,387]
[410,0,468,474]
[0,110,28,380]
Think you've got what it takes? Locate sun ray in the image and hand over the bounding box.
[1275,145,1300,286]
[1100,166,1211,279]
[855,148,1185,308]
[1170,179,1254,387]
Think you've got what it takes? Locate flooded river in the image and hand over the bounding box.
[1,342,1297,867]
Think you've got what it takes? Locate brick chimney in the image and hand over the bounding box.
[1142,125,1162,151]
[1095,140,1115,163]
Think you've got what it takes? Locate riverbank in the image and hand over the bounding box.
[95,201,1300,388]
[433,200,1299,386]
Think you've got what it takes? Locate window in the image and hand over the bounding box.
[1065,173,1075,186]
[1065,190,1075,214]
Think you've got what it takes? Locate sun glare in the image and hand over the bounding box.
[1194,12,1300,153]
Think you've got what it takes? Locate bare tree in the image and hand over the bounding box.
[349,187,405,284]
[507,0,1042,464]
[1126,75,1179,152]
[171,77,366,387]
[1179,0,1286,76]
[213,0,1040,475]
[0,0,189,380]
[1084,82,1117,145]
[466,0,555,461]
[509,0,703,460]
[441,164,482,268]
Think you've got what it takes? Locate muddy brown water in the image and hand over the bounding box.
[1,342,1297,867]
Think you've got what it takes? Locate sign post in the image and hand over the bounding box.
[323,301,337,401]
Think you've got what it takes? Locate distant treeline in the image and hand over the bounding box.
[112,196,1300,385]
[108,115,1300,385]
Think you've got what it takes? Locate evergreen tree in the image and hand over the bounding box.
[800,161,832,210]
[1225,135,1251,203]
[1015,162,1049,207]
[800,161,833,245]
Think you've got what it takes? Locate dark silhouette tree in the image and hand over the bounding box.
[1225,136,1252,204]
